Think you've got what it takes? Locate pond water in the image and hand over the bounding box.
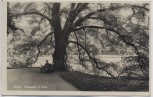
[32,55,136,67]
[8,54,136,77]
[32,55,52,67]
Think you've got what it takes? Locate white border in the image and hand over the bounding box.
[0,0,2,96]
[1,0,151,96]
[150,0,153,96]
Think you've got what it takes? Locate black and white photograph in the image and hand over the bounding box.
[2,0,150,95]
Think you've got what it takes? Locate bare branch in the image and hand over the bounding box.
[132,5,149,11]
[44,3,52,11]
[44,3,52,18]
[23,3,34,12]
[63,3,88,32]
[38,32,53,47]
[12,11,51,22]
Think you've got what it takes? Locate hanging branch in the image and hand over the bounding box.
[31,32,53,65]
[73,31,83,65]
[73,25,148,69]
[73,25,140,55]
[38,10,47,29]
[79,24,87,48]
[69,40,115,77]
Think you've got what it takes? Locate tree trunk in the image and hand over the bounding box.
[50,3,74,71]
[50,3,66,71]
[52,34,67,71]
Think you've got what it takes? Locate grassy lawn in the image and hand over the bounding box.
[60,71,149,91]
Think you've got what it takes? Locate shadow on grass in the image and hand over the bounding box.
[60,71,149,91]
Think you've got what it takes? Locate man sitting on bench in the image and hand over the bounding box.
[45,60,50,67]
[44,60,53,70]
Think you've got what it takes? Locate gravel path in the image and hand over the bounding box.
[7,68,79,91]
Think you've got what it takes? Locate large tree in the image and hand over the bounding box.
[8,2,149,73]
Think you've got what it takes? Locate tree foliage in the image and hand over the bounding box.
[7,2,149,77]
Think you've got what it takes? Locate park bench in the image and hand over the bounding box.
[40,64,54,73]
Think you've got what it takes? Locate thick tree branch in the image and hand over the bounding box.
[73,6,123,27]
[70,3,76,12]
[73,26,106,31]
[74,3,83,11]
[75,3,89,13]
[63,3,89,33]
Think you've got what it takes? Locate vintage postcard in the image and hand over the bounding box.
[1,0,151,96]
